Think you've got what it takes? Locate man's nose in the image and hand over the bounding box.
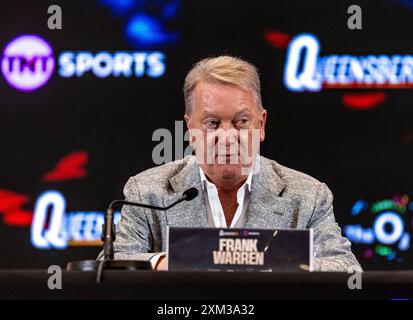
[216,127,239,147]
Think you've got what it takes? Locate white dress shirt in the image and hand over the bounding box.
[199,167,253,228]
[151,163,255,269]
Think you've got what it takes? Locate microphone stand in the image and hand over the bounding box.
[66,188,198,283]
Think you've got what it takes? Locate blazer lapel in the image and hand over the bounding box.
[164,157,208,228]
[163,156,300,230]
[245,157,300,229]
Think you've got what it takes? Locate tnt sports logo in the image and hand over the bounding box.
[1,35,55,92]
[1,34,166,92]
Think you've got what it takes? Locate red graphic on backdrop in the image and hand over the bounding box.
[0,190,32,226]
[264,30,292,49]
[0,151,89,227]
[342,92,387,110]
[42,151,88,182]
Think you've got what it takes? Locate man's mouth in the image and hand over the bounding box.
[215,154,239,164]
[216,154,238,157]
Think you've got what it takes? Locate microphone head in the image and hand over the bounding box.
[183,187,198,201]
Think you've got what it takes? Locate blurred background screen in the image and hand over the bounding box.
[0,0,412,270]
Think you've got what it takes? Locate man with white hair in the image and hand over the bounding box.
[110,55,362,272]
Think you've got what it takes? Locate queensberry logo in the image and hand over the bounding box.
[284,33,413,92]
[1,34,166,92]
[31,190,121,249]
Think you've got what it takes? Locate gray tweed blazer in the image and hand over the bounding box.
[101,155,362,272]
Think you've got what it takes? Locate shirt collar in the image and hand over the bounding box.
[199,166,253,193]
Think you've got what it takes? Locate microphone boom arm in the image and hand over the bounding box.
[102,188,198,261]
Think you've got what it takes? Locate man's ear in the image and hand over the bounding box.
[184,114,195,145]
[260,108,267,142]
[184,114,190,128]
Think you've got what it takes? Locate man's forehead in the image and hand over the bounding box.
[200,107,252,117]
[193,82,256,108]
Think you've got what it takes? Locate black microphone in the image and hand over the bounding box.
[102,187,198,259]
[96,187,199,282]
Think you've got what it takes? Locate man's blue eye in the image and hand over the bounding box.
[235,119,248,126]
[206,121,219,128]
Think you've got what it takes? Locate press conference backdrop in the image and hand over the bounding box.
[0,0,412,270]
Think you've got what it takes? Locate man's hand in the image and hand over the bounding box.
[155,255,167,271]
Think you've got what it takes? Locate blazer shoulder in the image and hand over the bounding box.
[261,156,325,195]
[125,155,195,195]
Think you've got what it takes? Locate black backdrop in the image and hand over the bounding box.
[1,0,413,270]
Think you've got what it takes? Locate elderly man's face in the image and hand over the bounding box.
[184,81,266,188]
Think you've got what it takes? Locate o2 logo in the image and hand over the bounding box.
[344,195,413,263]
[373,211,407,246]
[1,35,55,92]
